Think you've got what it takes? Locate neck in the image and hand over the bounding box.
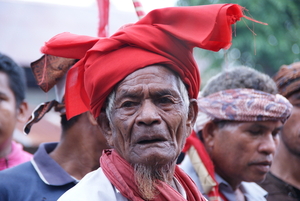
[49,129,105,180]
[271,140,300,188]
[0,138,12,158]
[215,168,241,191]
[166,164,176,185]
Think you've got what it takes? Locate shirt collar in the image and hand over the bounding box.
[31,142,78,186]
[215,173,267,201]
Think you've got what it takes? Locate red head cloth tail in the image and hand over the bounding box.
[40,4,254,119]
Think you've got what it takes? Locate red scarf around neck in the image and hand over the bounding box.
[100,149,206,201]
[183,131,228,201]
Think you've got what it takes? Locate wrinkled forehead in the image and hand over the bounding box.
[116,65,180,91]
[124,65,176,79]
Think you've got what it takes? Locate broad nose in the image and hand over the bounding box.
[258,134,277,155]
[136,99,162,126]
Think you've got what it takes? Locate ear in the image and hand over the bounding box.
[186,99,198,130]
[97,111,114,147]
[86,111,98,126]
[16,101,28,123]
[202,121,218,151]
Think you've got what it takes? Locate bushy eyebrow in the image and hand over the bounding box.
[291,93,300,100]
[117,88,180,100]
[117,89,143,100]
[151,88,180,98]
[249,123,282,132]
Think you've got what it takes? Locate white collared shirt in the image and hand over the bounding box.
[180,154,267,201]
[58,167,187,201]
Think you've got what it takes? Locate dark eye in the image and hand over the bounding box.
[121,101,138,108]
[272,129,280,137]
[157,95,176,105]
[159,97,173,104]
[249,129,263,136]
[272,131,279,137]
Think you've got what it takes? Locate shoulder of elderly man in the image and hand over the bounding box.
[57,167,135,201]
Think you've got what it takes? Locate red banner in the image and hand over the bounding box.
[97,0,109,37]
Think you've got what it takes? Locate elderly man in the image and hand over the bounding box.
[0,56,109,200]
[259,62,300,200]
[31,4,259,201]
[0,53,31,170]
[180,66,293,201]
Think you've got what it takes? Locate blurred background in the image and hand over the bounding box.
[178,0,300,82]
[0,0,178,152]
[0,0,299,152]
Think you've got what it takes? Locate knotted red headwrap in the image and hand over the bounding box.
[41,4,246,119]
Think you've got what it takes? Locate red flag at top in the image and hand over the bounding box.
[97,0,109,37]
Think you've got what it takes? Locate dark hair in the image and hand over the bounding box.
[201,66,277,97]
[0,53,26,106]
[60,114,81,131]
[197,120,237,142]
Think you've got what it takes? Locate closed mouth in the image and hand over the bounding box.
[136,134,168,145]
[138,138,166,144]
[251,161,271,166]
[249,161,272,173]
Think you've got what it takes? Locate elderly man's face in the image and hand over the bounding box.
[203,120,282,188]
[105,65,195,167]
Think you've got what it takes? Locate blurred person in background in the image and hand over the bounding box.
[0,55,110,201]
[259,62,300,200]
[0,53,31,170]
[180,66,292,201]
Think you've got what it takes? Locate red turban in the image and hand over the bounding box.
[41,4,246,119]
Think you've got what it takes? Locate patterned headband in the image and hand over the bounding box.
[196,88,292,128]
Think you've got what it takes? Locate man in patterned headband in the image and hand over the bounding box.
[180,66,292,201]
[33,4,263,201]
[259,62,300,201]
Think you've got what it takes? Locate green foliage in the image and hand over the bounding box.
[177,0,300,77]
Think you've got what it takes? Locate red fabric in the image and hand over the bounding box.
[132,0,145,19]
[97,0,109,37]
[183,131,215,183]
[41,4,245,119]
[100,149,206,201]
[183,131,227,201]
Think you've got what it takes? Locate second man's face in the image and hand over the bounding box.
[107,65,193,167]
[208,120,282,187]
